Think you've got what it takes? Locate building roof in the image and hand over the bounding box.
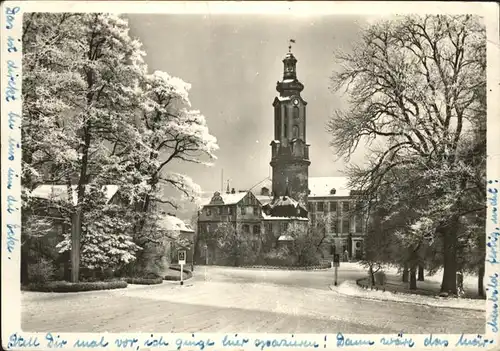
[278,235,294,241]
[262,212,309,221]
[201,191,248,207]
[255,195,273,206]
[31,184,119,206]
[308,177,351,198]
[157,215,194,233]
[263,195,308,219]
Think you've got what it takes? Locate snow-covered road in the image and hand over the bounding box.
[22,265,485,333]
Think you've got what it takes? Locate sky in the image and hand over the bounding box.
[127,14,369,202]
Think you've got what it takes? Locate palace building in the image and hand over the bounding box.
[197,47,366,264]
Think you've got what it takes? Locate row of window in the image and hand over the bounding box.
[199,223,261,234]
[309,201,362,214]
[205,206,260,217]
[310,215,363,233]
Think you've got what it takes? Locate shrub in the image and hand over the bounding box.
[125,277,163,285]
[22,280,128,292]
[28,259,55,284]
[374,270,387,285]
[260,248,295,267]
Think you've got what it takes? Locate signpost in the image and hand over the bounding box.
[333,254,340,286]
[178,250,186,286]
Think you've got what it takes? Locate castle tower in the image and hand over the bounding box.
[270,44,310,207]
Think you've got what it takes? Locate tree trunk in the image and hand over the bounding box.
[409,266,417,290]
[478,264,485,298]
[369,265,375,285]
[402,264,409,282]
[70,210,82,283]
[440,219,459,294]
[418,264,425,281]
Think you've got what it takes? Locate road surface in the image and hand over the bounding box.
[22,265,484,333]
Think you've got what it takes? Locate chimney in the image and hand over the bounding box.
[231,188,236,194]
[261,187,270,196]
[167,212,176,217]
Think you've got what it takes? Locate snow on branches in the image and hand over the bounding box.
[22,13,219,274]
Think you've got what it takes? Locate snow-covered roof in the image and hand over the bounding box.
[157,215,194,233]
[271,195,301,207]
[31,185,119,206]
[276,96,291,102]
[308,177,351,198]
[201,191,248,206]
[262,212,309,221]
[255,195,272,206]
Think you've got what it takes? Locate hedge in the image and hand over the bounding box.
[241,263,331,271]
[124,277,163,285]
[23,280,128,292]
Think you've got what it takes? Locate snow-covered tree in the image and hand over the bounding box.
[22,13,149,281]
[215,222,257,266]
[56,185,140,270]
[132,70,219,243]
[328,15,486,294]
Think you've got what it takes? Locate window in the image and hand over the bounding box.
[253,207,259,216]
[342,202,350,213]
[311,214,316,227]
[242,224,250,233]
[284,123,288,138]
[355,216,363,233]
[309,202,316,213]
[266,223,272,233]
[342,219,350,233]
[281,222,289,232]
[228,207,233,215]
[253,225,260,234]
[217,207,222,215]
[206,208,211,216]
[330,202,337,213]
[292,125,299,139]
[330,219,337,232]
[317,202,324,212]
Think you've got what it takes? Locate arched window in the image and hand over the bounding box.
[284,123,288,138]
[293,106,299,119]
[292,125,299,139]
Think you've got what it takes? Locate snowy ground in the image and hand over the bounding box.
[332,281,485,311]
[22,265,484,334]
[330,263,485,311]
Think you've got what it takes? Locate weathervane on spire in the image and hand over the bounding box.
[288,39,296,52]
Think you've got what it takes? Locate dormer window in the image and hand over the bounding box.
[330,188,336,195]
[206,208,211,216]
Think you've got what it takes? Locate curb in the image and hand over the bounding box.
[330,283,485,312]
[239,264,331,271]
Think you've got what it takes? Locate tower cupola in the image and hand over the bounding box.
[276,43,304,96]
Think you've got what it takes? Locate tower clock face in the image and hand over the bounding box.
[293,99,299,106]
